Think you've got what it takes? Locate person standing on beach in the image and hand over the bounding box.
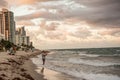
[41,51,48,65]
[13,46,16,53]
[9,47,13,55]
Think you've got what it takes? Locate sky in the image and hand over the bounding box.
[0,0,120,49]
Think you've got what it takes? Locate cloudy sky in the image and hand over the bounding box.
[0,0,120,49]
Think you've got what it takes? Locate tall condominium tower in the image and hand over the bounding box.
[20,27,26,36]
[0,9,16,43]
[16,27,30,46]
[0,11,5,35]
[0,11,5,40]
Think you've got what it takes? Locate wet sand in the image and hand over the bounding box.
[35,66,80,80]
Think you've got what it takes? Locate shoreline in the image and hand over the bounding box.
[34,66,80,80]
[23,59,47,80]
[0,50,77,80]
[0,50,46,80]
[31,51,80,80]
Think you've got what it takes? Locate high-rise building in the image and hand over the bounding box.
[0,12,5,35]
[21,27,26,36]
[15,31,20,45]
[0,9,31,46]
[0,9,16,43]
[16,27,30,46]
[25,36,30,45]
[0,10,5,40]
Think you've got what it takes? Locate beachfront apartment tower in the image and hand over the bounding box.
[0,9,16,44]
[0,11,5,40]
[0,12,5,35]
[25,36,30,45]
[16,27,30,46]
[19,27,26,36]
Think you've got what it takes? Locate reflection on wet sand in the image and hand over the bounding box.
[41,67,44,74]
[36,67,78,80]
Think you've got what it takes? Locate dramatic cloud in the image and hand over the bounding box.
[1,0,119,49]
[15,0,120,28]
[60,0,120,28]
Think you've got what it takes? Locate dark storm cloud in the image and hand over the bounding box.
[72,0,120,28]
[0,0,8,7]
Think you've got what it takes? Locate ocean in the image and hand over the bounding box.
[31,48,120,80]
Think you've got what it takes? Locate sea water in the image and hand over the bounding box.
[31,48,120,80]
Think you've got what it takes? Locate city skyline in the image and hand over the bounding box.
[0,9,31,46]
[0,0,120,49]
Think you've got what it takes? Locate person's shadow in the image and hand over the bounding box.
[41,67,44,74]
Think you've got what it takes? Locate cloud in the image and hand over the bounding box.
[44,31,66,40]
[16,20,35,26]
[69,27,92,38]
[6,0,58,6]
[17,0,120,28]
[38,21,66,40]
[70,0,120,28]
[0,0,8,8]
[15,10,59,21]
[98,28,120,36]
[40,21,59,31]
[0,0,120,49]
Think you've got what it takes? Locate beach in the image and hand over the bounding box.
[0,50,76,80]
[0,50,45,80]
[0,48,120,80]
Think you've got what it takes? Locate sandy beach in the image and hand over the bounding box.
[1,48,119,80]
[0,50,77,80]
[0,50,46,80]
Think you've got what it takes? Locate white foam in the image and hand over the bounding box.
[31,50,120,80]
[79,52,100,57]
[35,63,120,80]
[31,57,120,80]
[73,71,120,80]
[68,58,120,66]
[65,70,120,80]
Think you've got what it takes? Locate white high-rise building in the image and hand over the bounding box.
[16,27,30,46]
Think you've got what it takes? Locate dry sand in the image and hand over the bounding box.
[0,50,45,80]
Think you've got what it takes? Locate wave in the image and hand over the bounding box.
[32,57,120,80]
[79,52,100,57]
[31,49,120,80]
[68,58,120,66]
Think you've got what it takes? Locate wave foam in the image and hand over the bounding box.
[68,58,120,66]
